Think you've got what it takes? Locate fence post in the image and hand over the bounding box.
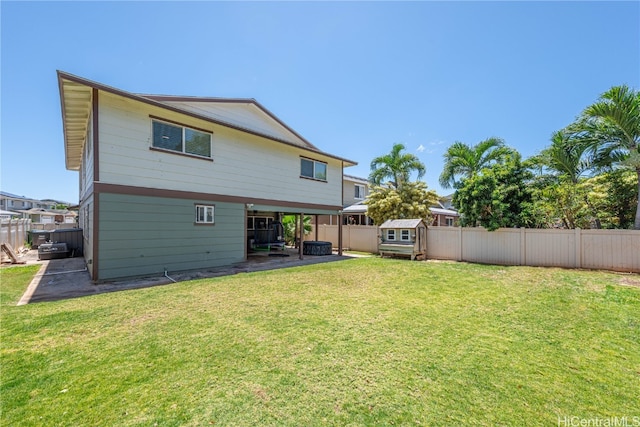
[575,228,582,269]
[520,228,526,266]
[10,219,16,248]
[458,226,463,261]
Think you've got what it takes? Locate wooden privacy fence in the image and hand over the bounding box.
[312,225,640,273]
[0,219,32,251]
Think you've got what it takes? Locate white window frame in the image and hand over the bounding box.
[152,118,213,159]
[300,157,328,181]
[355,184,365,200]
[195,205,215,225]
[445,217,454,227]
[386,229,396,241]
[400,229,411,241]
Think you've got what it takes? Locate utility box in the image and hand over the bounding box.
[378,219,428,261]
[38,242,69,260]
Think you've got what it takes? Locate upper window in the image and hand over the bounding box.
[195,205,214,224]
[401,229,411,241]
[152,120,212,158]
[386,229,396,241]
[300,158,327,181]
[355,184,365,200]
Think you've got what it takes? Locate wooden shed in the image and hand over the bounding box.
[378,219,427,260]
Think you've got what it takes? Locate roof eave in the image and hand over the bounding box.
[57,71,356,167]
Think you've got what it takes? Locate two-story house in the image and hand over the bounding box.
[58,71,356,281]
[0,192,57,213]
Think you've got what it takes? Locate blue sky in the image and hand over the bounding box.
[1,1,639,204]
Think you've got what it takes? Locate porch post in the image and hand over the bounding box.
[299,213,304,260]
[314,215,319,241]
[338,210,343,256]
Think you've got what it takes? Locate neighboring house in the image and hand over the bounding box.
[19,208,77,225]
[0,191,57,213]
[319,180,459,227]
[314,174,372,226]
[58,71,356,281]
[0,210,18,220]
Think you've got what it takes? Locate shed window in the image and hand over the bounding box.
[195,205,214,224]
[386,229,396,241]
[401,229,411,241]
[153,120,212,158]
[300,158,327,181]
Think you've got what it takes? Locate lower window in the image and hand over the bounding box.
[195,205,215,224]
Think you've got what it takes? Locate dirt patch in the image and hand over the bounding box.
[619,276,640,288]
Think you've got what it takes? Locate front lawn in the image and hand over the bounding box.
[1,259,638,426]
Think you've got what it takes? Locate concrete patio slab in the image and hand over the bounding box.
[11,248,367,305]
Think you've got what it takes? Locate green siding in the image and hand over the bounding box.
[97,193,245,280]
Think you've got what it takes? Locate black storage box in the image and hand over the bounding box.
[38,242,69,260]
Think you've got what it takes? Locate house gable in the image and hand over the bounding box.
[58,71,356,173]
[141,96,315,151]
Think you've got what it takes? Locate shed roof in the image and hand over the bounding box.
[379,219,426,229]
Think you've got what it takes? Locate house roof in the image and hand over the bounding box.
[18,208,77,216]
[58,71,357,171]
[0,191,26,199]
[342,202,458,217]
[343,201,367,213]
[430,207,459,217]
[379,219,426,229]
[343,174,369,184]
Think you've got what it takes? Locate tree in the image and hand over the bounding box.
[534,130,592,184]
[439,137,513,189]
[453,152,534,231]
[369,143,426,190]
[588,169,638,229]
[569,85,640,229]
[365,181,438,225]
[529,130,601,228]
[282,215,311,245]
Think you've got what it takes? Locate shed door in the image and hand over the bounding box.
[419,226,426,252]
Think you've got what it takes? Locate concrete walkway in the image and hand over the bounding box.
[13,249,369,305]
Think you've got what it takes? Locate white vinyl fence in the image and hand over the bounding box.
[312,225,640,273]
[1,218,32,251]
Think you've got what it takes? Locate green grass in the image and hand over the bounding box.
[2,259,639,426]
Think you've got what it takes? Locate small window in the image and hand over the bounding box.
[355,184,365,200]
[386,229,396,241]
[195,205,214,224]
[300,158,327,181]
[247,217,255,230]
[153,119,212,158]
[445,217,454,227]
[401,229,411,241]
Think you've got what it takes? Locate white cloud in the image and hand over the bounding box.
[416,144,425,152]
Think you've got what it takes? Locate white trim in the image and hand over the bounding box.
[195,204,215,224]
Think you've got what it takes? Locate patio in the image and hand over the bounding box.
[13,247,361,304]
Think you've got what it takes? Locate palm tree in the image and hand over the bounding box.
[537,130,592,184]
[369,143,426,190]
[534,130,601,228]
[569,85,640,229]
[439,137,512,189]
